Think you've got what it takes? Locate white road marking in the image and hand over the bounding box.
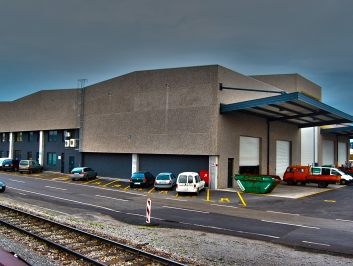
[8,187,122,213]
[9,179,25,183]
[261,220,320,229]
[178,221,279,239]
[211,204,238,209]
[336,219,353,223]
[45,186,67,191]
[165,198,187,202]
[163,206,209,213]
[96,195,128,201]
[267,210,299,216]
[302,240,330,246]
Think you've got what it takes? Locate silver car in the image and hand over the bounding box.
[70,167,97,181]
[154,172,177,190]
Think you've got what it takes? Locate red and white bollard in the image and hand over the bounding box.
[146,198,151,223]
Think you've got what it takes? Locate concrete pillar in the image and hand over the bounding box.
[209,155,218,190]
[38,131,44,165]
[132,154,139,174]
[9,133,14,158]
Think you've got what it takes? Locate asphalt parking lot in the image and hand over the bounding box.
[2,170,344,201]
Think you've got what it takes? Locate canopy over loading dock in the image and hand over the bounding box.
[219,85,353,175]
[220,89,353,128]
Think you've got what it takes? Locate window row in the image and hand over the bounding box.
[0,131,73,142]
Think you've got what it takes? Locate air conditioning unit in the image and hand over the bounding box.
[65,140,70,147]
[65,131,71,137]
[69,139,77,148]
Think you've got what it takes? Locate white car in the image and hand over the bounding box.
[176,172,205,195]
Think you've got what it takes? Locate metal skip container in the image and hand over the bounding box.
[234,174,281,194]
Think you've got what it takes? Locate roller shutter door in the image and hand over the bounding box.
[301,128,314,166]
[239,136,260,166]
[323,140,334,165]
[338,142,347,167]
[276,140,290,179]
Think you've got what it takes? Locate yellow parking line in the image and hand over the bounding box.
[102,179,120,187]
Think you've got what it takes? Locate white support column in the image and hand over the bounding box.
[9,133,14,158]
[209,156,218,190]
[38,131,44,165]
[132,154,139,174]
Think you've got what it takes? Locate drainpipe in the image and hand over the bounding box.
[267,119,270,175]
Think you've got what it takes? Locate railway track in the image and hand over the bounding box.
[0,204,186,266]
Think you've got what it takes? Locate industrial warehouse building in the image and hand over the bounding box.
[1,65,353,189]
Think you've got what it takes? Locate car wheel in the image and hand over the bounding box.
[287,179,295,186]
[0,187,5,193]
[154,187,158,191]
[340,179,346,185]
[29,170,33,174]
[318,181,326,188]
[196,188,199,196]
[14,167,18,172]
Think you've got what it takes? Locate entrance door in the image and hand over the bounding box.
[61,153,65,173]
[228,158,234,188]
[69,156,75,173]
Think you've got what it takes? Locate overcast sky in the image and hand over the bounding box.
[1,1,352,114]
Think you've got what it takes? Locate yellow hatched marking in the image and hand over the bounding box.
[324,200,336,202]
[112,184,121,188]
[219,198,230,203]
[103,179,120,187]
[158,191,168,194]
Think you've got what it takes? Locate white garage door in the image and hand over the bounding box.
[323,140,334,165]
[276,140,290,179]
[239,136,260,166]
[301,127,314,166]
[338,142,347,167]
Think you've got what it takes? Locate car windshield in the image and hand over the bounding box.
[3,159,12,164]
[71,168,83,173]
[19,161,28,165]
[157,175,170,180]
[132,173,144,178]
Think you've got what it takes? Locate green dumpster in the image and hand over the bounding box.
[234,174,281,194]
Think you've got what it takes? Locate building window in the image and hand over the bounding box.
[0,151,4,157]
[1,133,5,142]
[48,131,57,142]
[27,152,33,160]
[47,152,57,165]
[28,132,34,142]
[16,132,22,142]
[15,150,21,160]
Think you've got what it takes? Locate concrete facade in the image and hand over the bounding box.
[0,65,350,189]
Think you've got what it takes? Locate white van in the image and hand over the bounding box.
[176,172,205,195]
[311,167,353,185]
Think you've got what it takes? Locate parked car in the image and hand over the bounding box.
[0,181,5,192]
[0,158,10,170]
[154,172,177,190]
[2,159,20,172]
[130,171,155,188]
[176,172,206,195]
[70,167,97,181]
[19,160,43,174]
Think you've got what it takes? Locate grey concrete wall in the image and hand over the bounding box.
[0,89,78,132]
[250,74,322,100]
[82,65,220,154]
[218,66,282,105]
